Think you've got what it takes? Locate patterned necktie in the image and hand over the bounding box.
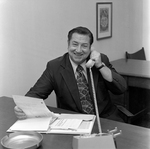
[76,65,94,114]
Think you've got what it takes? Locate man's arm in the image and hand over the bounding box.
[101,54,127,94]
[26,62,54,99]
[90,50,127,94]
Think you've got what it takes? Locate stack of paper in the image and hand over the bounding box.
[8,117,52,132]
[50,119,82,130]
[47,114,96,134]
[8,95,95,134]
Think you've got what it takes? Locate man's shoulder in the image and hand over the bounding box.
[48,53,68,64]
[100,53,109,62]
[46,53,69,70]
[100,53,107,58]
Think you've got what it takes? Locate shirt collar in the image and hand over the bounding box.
[69,57,87,74]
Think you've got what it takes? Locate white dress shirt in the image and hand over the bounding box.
[69,57,88,81]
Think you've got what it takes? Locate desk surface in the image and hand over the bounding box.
[0,96,150,149]
[111,59,150,78]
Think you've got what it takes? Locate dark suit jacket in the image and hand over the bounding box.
[26,53,127,117]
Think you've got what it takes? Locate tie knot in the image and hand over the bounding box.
[76,65,83,73]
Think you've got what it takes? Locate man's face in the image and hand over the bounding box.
[68,33,91,65]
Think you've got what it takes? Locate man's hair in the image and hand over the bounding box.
[68,26,94,45]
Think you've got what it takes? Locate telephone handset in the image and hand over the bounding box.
[86,59,95,68]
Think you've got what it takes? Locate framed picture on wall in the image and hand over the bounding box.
[96,2,112,40]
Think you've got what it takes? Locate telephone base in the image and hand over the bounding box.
[72,133,116,149]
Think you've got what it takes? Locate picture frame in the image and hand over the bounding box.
[96,2,112,40]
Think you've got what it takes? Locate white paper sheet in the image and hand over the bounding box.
[50,119,82,130]
[59,114,94,121]
[47,119,95,134]
[8,115,95,134]
[8,117,51,131]
[9,95,96,134]
[13,95,57,118]
[44,114,95,134]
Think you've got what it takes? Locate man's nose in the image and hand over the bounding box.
[76,45,82,52]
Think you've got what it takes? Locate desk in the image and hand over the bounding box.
[111,59,150,89]
[0,96,150,149]
[111,59,150,110]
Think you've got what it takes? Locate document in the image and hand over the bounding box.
[13,95,56,118]
[8,117,52,132]
[50,119,83,130]
[8,95,57,132]
[8,95,96,134]
[46,114,96,134]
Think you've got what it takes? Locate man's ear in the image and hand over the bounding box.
[91,46,94,51]
[86,53,91,62]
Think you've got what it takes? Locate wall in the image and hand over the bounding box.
[0,0,149,106]
[142,0,150,60]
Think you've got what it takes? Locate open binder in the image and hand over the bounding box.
[7,95,95,134]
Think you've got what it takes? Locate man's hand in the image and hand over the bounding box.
[89,50,113,82]
[90,50,102,68]
[14,106,27,120]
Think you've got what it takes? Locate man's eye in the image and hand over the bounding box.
[82,45,88,48]
[72,43,78,47]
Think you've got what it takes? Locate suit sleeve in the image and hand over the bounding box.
[101,54,127,94]
[26,62,54,99]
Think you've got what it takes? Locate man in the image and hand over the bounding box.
[14,26,127,122]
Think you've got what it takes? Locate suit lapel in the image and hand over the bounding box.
[60,55,82,112]
[59,53,99,112]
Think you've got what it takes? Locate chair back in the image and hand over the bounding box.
[126,47,146,60]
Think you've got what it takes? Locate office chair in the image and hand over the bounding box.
[116,47,147,124]
[109,90,147,123]
[125,47,146,60]
[117,104,147,124]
